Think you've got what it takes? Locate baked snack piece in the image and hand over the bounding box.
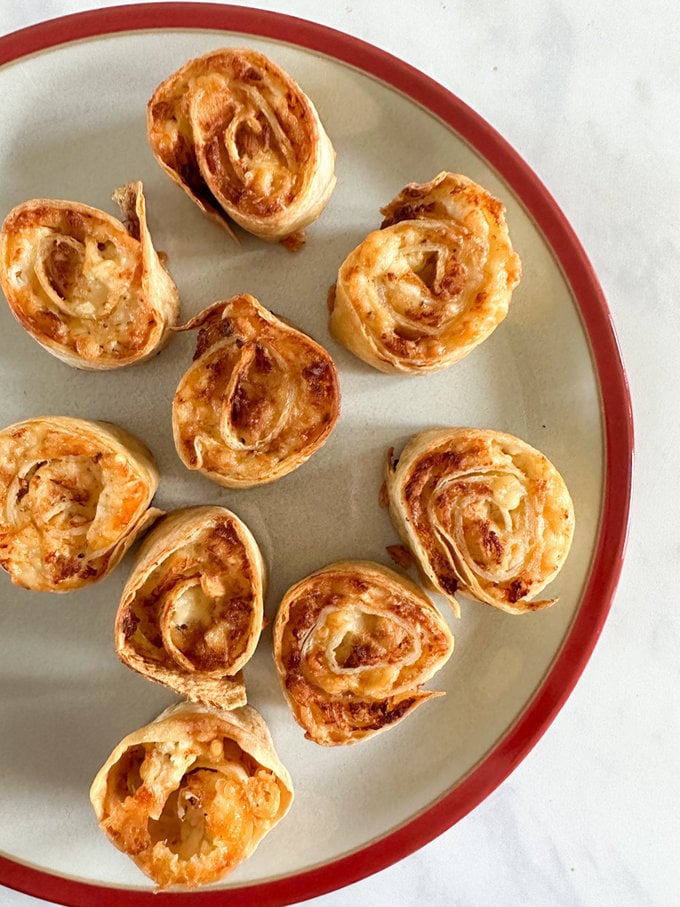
[0,416,160,592]
[384,428,575,615]
[0,182,179,369]
[115,506,265,710]
[172,293,341,487]
[147,47,336,248]
[328,171,521,373]
[273,559,454,745]
[90,701,293,889]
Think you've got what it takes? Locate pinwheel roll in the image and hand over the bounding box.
[90,701,293,889]
[173,294,340,487]
[147,47,336,247]
[384,428,575,615]
[273,560,454,746]
[0,182,180,369]
[116,506,266,710]
[328,171,521,373]
[0,416,160,592]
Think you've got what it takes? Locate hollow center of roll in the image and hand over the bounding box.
[23,455,102,538]
[163,577,252,672]
[324,606,417,671]
[35,233,132,320]
[222,341,292,450]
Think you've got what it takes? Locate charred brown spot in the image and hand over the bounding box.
[44,552,87,582]
[254,343,273,374]
[341,643,381,669]
[479,520,504,564]
[386,544,414,570]
[150,100,177,121]
[193,317,233,361]
[327,283,337,314]
[280,231,306,253]
[404,452,463,503]
[380,201,436,228]
[211,520,240,548]
[507,578,530,604]
[439,574,458,596]
[301,358,333,399]
[121,610,140,640]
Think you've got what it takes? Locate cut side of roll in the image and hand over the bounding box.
[384,428,575,615]
[147,47,336,247]
[116,506,266,710]
[273,560,454,745]
[172,293,341,488]
[0,182,180,369]
[0,416,160,592]
[90,701,293,890]
[329,171,521,373]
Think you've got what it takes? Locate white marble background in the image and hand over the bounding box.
[0,0,676,905]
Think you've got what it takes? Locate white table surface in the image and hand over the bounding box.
[0,1,674,905]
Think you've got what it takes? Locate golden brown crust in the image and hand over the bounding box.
[89,701,293,890]
[329,172,521,373]
[116,506,266,710]
[273,559,454,745]
[0,182,180,369]
[147,47,336,245]
[172,293,341,488]
[384,428,575,614]
[0,416,160,592]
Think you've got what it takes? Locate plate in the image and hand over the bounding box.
[0,5,633,906]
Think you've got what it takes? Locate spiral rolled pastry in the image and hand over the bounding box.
[384,428,575,615]
[273,560,454,745]
[90,701,293,889]
[0,182,180,369]
[328,171,521,373]
[116,506,266,710]
[147,47,336,248]
[173,293,340,488]
[0,416,160,592]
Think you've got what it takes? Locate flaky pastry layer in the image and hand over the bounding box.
[116,506,266,710]
[0,416,160,592]
[329,171,521,373]
[273,559,454,745]
[172,293,340,487]
[384,427,575,615]
[0,182,179,369]
[147,47,336,246]
[90,701,293,889]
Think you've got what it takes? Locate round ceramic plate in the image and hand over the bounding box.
[0,5,632,906]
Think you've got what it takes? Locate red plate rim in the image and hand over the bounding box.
[0,4,634,906]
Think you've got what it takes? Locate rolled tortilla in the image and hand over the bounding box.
[0,182,180,369]
[384,427,575,615]
[116,506,266,710]
[329,171,521,373]
[90,701,293,889]
[147,47,336,248]
[273,559,454,745]
[0,416,160,592]
[172,294,341,487]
